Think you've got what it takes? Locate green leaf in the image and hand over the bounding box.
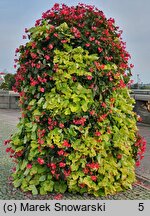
[30,166,38,175]
[71,163,79,171]
[15,146,24,152]
[81,102,88,112]
[31,132,37,140]
[40,187,47,195]
[24,169,30,176]
[29,185,38,195]
[13,179,22,188]
[33,109,41,116]
[64,108,71,115]
[39,175,46,182]
[20,160,28,170]
[31,141,38,149]
[54,181,67,193]
[13,137,21,146]
[37,166,47,174]
[32,124,37,132]
[37,97,44,105]
[25,122,32,129]
[29,99,36,106]
[70,104,79,112]
[43,180,54,192]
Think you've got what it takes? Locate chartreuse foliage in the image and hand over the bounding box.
[6,3,146,197]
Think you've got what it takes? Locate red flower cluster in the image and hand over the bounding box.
[73,117,86,126]
[27,164,32,169]
[86,162,99,170]
[91,175,97,182]
[4,139,11,146]
[134,135,147,166]
[37,158,45,165]
[63,140,71,148]
[48,118,58,130]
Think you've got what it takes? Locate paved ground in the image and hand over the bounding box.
[0,109,150,200]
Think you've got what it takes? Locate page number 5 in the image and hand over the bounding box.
[138,203,144,211]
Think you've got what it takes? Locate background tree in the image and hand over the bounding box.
[0,73,15,90]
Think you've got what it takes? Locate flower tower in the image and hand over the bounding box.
[7,4,146,196]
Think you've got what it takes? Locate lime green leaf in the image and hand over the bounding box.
[29,185,38,195]
[13,179,22,188]
[39,175,46,182]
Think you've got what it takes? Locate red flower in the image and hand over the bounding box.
[30,80,38,86]
[136,161,140,167]
[87,75,93,80]
[36,63,41,69]
[89,36,95,41]
[87,163,99,169]
[137,115,142,122]
[51,163,56,169]
[30,53,37,59]
[25,28,28,33]
[51,170,56,175]
[12,167,16,173]
[83,167,89,174]
[45,55,50,60]
[94,61,105,70]
[6,147,11,153]
[54,194,63,200]
[98,47,103,53]
[59,123,64,128]
[61,9,69,16]
[63,140,71,147]
[15,48,19,53]
[40,87,45,93]
[23,35,27,39]
[85,43,90,47]
[38,139,44,145]
[27,164,32,169]
[101,102,107,108]
[71,27,81,38]
[89,110,95,116]
[48,44,53,50]
[91,175,97,181]
[31,42,36,49]
[117,154,122,159]
[130,64,134,68]
[4,139,11,145]
[59,162,66,168]
[61,39,68,44]
[54,33,58,38]
[94,131,101,137]
[53,3,60,10]
[98,113,107,122]
[64,169,71,177]
[118,80,126,88]
[37,158,45,165]
[57,150,65,156]
[55,174,60,180]
[79,183,86,188]
[73,117,86,126]
[89,68,94,73]
[91,26,97,31]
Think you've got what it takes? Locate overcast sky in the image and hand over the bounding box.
[0,0,149,83]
